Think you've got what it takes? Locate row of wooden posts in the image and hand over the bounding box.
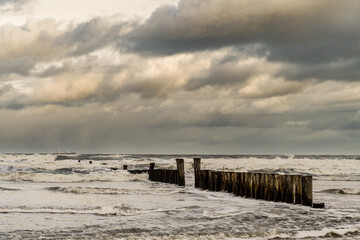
[148,159,185,186]
[146,158,323,208]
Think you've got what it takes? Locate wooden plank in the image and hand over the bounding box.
[267,174,275,201]
[251,173,259,199]
[245,172,252,198]
[215,172,222,191]
[227,172,233,193]
[221,172,228,192]
[202,170,209,190]
[194,158,201,188]
[286,175,295,204]
[149,163,155,181]
[208,171,214,191]
[295,175,303,204]
[176,159,185,186]
[279,175,287,202]
[262,174,268,200]
[302,175,313,207]
[231,172,238,195]
[239,172,245,197]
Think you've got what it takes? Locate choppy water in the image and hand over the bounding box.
[0,153,359,239]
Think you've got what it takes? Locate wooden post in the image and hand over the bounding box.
[227,172,233,193]
[261,174,268,200]
[295,175,302,204]
[174,170,178,184]
[167,170,171,183]
[245,173,252,198]
[194,158,201,188]
[160,170,163,182]
[273,174,280,202]
[239,172,245,197]
[231,172,238,194]
[279,175,287,202]
[253,173,260,199]
[221,172,228,192]
[213,172,220,191]
[149,163,155,181]
[267,174,275,201]
[202,170,209,190]
[208,171,215,191]
[286,175,295,204]
[199,170,203,189]
[302,175,313,207]
[123,165,128,170]
[176,159,185,186]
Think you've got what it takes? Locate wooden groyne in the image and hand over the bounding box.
[193,158,323,208]
[148,159,185,186]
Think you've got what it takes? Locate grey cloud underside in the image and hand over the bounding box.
[0,57,36,77]
[58,18,130,57]
[123,0,360,65]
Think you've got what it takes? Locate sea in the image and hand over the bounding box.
[0,153,359,239]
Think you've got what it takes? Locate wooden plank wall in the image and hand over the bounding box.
[148,159,185,186]
[193,158,314,207]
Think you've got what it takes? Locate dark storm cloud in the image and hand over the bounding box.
[275,58,360,81]
[122,0,360,65]
[184,57,254,91]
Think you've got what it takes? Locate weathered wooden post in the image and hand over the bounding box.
[123,165,128,170]
[239,172,245,197]
[231,172,238,194]
[202,170,209,190]
[208,171,214,191]
[267,174,275,201]
[215,172,222,191]
[286,175,295,204]
[245,172,252,198]
[261,174,268,200]
[194,158,201,188]
[174,170,178,184]
[167,170,171,183]
[227,172,233,193]
[273,174,281,202]
[149,163,155,180]
[221,172,228,192]
[198,170,203,189]
[176,158,185,186]
[213,171,218,191]
[253,173,260,199]
[295,175,303,204]
[302,175,313,207]
[279,175,287,202]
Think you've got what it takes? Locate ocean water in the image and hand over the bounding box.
[0,154,359,239]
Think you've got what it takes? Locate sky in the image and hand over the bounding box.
[1,0,360,154]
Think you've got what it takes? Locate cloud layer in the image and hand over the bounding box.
[1,0,360,153]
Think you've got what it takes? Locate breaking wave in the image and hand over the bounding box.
[319,188,360,195]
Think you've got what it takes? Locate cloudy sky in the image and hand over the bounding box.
[1,0,360,154]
